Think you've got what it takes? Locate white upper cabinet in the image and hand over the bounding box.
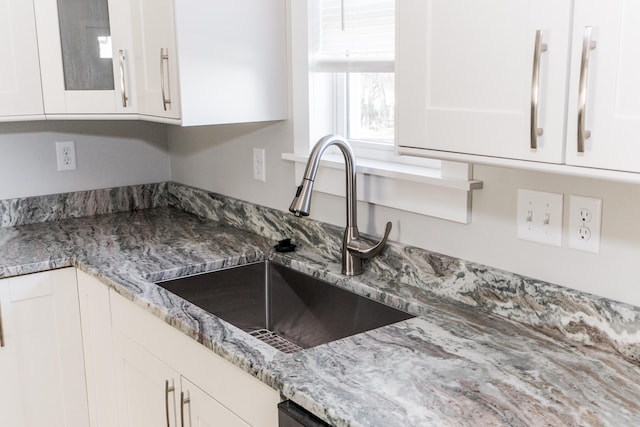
[0,0,44,120]
[397,0,640,176]
[33,0,136,116]
[396,0,572,164]
[130,0,179,121]
[565,0,640,172]
[130,0,289,126]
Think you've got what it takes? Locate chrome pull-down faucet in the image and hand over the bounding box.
[289,135,392,276]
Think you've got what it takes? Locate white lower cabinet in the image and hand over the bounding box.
[113,331,251,427]
[109,286,280,427]
[0,268,89,427]
[113,331,182,427]
[0,267,279,427]
[77,270,119,427]
[182,376,251,427]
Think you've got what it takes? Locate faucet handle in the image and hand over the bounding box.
[347,221,392,260]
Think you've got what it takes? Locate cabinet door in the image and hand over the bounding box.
[0,280,24,426]
[173,0,288,126]
[111,288,280,427]
[181,377,250,427]
[0,269,89,427]
[565,0,640,172]
[396,0,572,163]
[113,330,180,427]
[0,0,44,119]
[33,0,135,115]
[130,0,181,120]
[77,270,119,427]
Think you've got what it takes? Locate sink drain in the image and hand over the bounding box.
[249,329,303,354]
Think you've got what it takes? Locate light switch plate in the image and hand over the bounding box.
[517,189,563,247]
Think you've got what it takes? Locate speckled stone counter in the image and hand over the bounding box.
[2,183,640,426]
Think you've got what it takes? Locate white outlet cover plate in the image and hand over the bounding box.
[55,141,76,171]
[252,147,266,182]
[517,189,563,247]
[568,195,602,254]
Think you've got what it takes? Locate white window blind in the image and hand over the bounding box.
[310,0,395,72]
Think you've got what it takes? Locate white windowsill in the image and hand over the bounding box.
[282,152,483,224]
[282,152,483,191]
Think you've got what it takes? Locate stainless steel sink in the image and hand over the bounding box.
[155,261,414,353]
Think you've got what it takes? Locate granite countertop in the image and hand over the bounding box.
[2,205,640,427]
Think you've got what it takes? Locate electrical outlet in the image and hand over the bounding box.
[56,141,77,171]
[578,226,591,241]
[517,189,563,247]
[569,195,602,253]
[578,208,592,223]
[253,147,266,182]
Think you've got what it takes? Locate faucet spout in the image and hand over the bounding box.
[289,135,357,226]
[289,135,392,276]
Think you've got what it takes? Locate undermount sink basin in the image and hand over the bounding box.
[155,261,414,353]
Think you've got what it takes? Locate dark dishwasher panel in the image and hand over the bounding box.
[278,401,330,427]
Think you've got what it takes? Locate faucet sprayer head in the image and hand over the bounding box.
[289,179,314,217]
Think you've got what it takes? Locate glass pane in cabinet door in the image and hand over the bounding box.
[57,0,114,90]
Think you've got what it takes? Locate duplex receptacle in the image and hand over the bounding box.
[56,141,77,171]
[578,226,591,241]
[569,195,602,253]
[578,208,592,223]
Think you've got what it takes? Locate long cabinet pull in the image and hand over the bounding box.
[165,379,175,427]
[0,302,5,348]
[160,48,172,111]
[530,29,548,150]
[180,390,191,427]
[578,26,597,153]
[119,49,129,108]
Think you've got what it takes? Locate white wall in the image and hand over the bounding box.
[168,121,294,210]
[167,124,640,307]
[0,120,170,199]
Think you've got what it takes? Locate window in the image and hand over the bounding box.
[285,0,480,225]
[309,0,397,148]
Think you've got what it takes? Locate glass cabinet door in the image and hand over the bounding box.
[34,0,135,115]
[57,0,115,91]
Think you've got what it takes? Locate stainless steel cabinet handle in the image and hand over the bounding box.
[119,49,129,108]
[160,48,172,111]
[530,29,548,150]
[0,302,5,348]
[578,26,597,153]
[180,390,191,427]
[165,379,175,427]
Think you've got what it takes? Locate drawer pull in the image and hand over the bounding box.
[530,29,548,150]
[0,302,5,347]
[160,48,172,111]
[180,390,191,427]
[165,379,175,427]
[119,49,129,108]
[578,26,596,153]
